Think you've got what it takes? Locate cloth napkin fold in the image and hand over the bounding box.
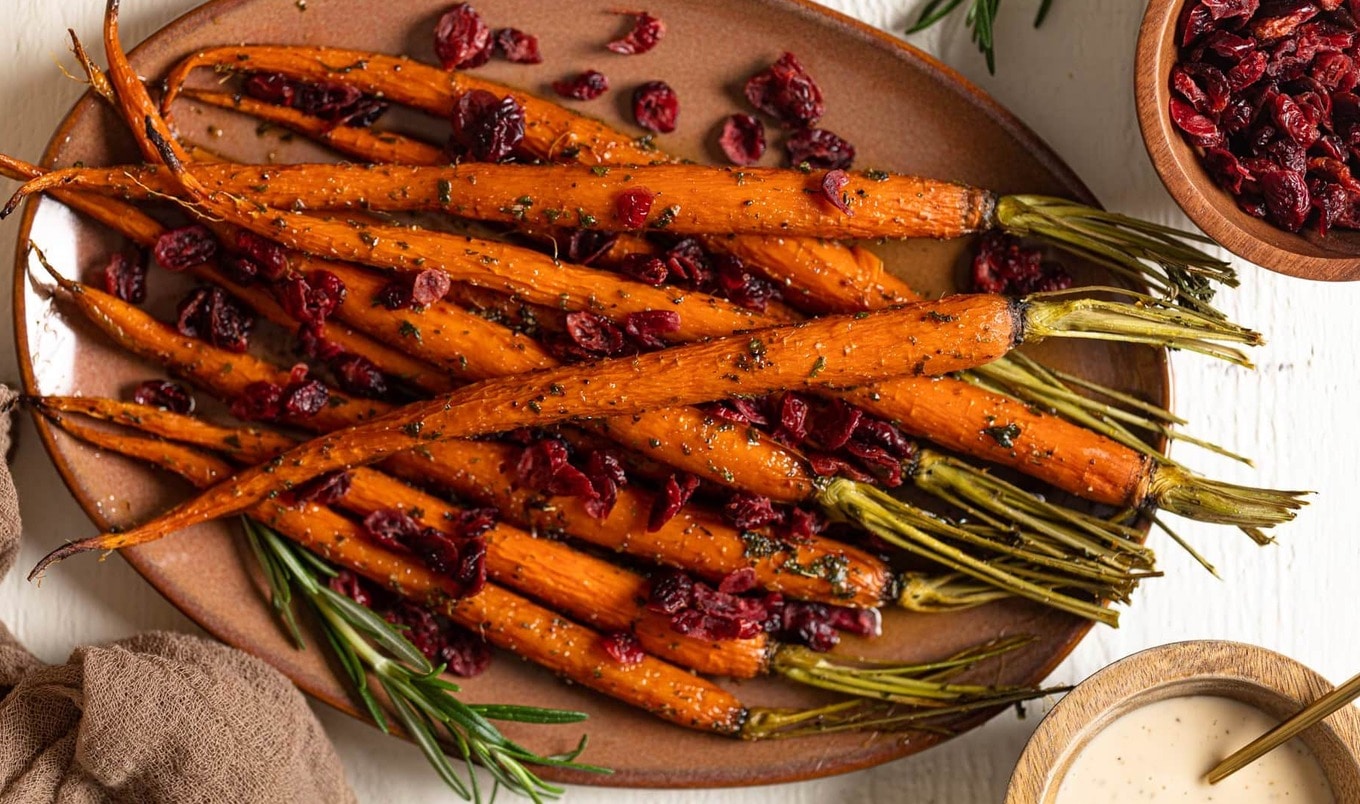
[0,386,357,803]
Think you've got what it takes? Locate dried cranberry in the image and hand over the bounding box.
[154,225,218,272]
[221,255,261,286]
[233,230,289,279]
[564,311,626,356]
[563,230,619,265]
[494,27,541,64]
[646,570,695,614]
[819,169,853,215]
[1261,167,1312,230]
[363,508,421,550]
[132,379,194,414]
[434,3,492,70]
[1205,149,1254,194]
[582,450,625,519]
[1179,3,1215,47]
[713,254,774,311]
[632,81,678,133]
[439,627,493,677]
[811,400,862,450]
[778,601,840,651]
[786,507,824,539]
[292,81,363,120]
[600,631,644,666]
[375,281,410,310]
[661,238,711,286]
[243,73,295,106]
[845,441,904,486]
[623,310,680,349]
[231,381,283,422]
[1253,4,1320,41]
[856,417,914,459]
[1204,0,1260,21]
[552,70,610,100]
[718,567,758,595]
[331,353,390,399]
[329,569,377,608]
[785,127,855,169]
[410,269,452,307]
[648,473,699,531]
[970,231,1073,295]
[284,470,352,506]
[615,187,656,229]
[718,114,766,165]
[723,493,783,529]
[514,438,594,498]
[279,271,347,326]
[451,90,525,162]
[295,323,342,362]
[744,52,825,128]
[1272,92,1321,147]
[102,251,147,304]
[807,451,873,482]
[176,287,254,353]
[1229,50,1269,91]
[408,526,464,575]
[607,11,665,54]
[1169,97,1225,148]
[777,393,810,442]
[281,379,329,418]
[617,253,668,284]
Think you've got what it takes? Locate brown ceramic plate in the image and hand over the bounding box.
[12,0,1169,788]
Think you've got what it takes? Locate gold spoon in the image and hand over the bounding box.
[1207,671,1360,784]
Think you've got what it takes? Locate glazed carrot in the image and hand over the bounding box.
[42,411,748,734]
[42,277,894,607]
[160,46,657,166]
[0,153,454,396]
[180,88,448,165]
[48,161,991,241]
[33,247,1260,576]
[47,399,1066,718]
[155,45,1234,312]
[34,395,769,678]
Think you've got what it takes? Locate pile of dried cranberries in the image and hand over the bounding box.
[1172,1,1360,234]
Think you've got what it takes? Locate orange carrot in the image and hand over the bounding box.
[42,409,748,733]
[36,395,770,679]
[39,161,990,241]
[41,276,895,608]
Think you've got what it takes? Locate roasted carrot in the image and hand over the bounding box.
[40,275,896,608]
[41,409,749,734]
[154,44,1233,312]
[35,395,769,678]
[180,88,448,166]
[30,248,1260,581]
[52,397,1078,714]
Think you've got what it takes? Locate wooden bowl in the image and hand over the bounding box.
[1136,0,1360,280]
[1006,641,1360,802]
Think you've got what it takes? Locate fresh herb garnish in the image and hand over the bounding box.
[243,519,610,802]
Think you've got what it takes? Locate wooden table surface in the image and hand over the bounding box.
[0,1,1355,801]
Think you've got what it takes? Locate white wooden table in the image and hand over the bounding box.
[1,1,1356,801]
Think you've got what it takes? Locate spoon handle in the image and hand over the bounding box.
[1207,671,1360,784]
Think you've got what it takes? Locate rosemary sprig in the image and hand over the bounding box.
[243,518,610,802]
[907,0,1055,74]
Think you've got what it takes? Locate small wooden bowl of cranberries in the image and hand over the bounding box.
[1137,0,1360,280]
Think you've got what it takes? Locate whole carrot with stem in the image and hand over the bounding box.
[46,394,1067,702]
[156,44,1234,313]
[27,244,1259,617]
[44,399,1064,732]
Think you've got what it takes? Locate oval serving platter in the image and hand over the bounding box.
[12,0,1169,788]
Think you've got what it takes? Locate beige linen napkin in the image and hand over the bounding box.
[0,386,357,803]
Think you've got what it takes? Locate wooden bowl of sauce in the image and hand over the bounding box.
[1006,641,1360,803]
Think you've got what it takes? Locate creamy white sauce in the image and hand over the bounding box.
[1054,695,1335,803]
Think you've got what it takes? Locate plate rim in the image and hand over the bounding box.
[11,0,1172,789]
